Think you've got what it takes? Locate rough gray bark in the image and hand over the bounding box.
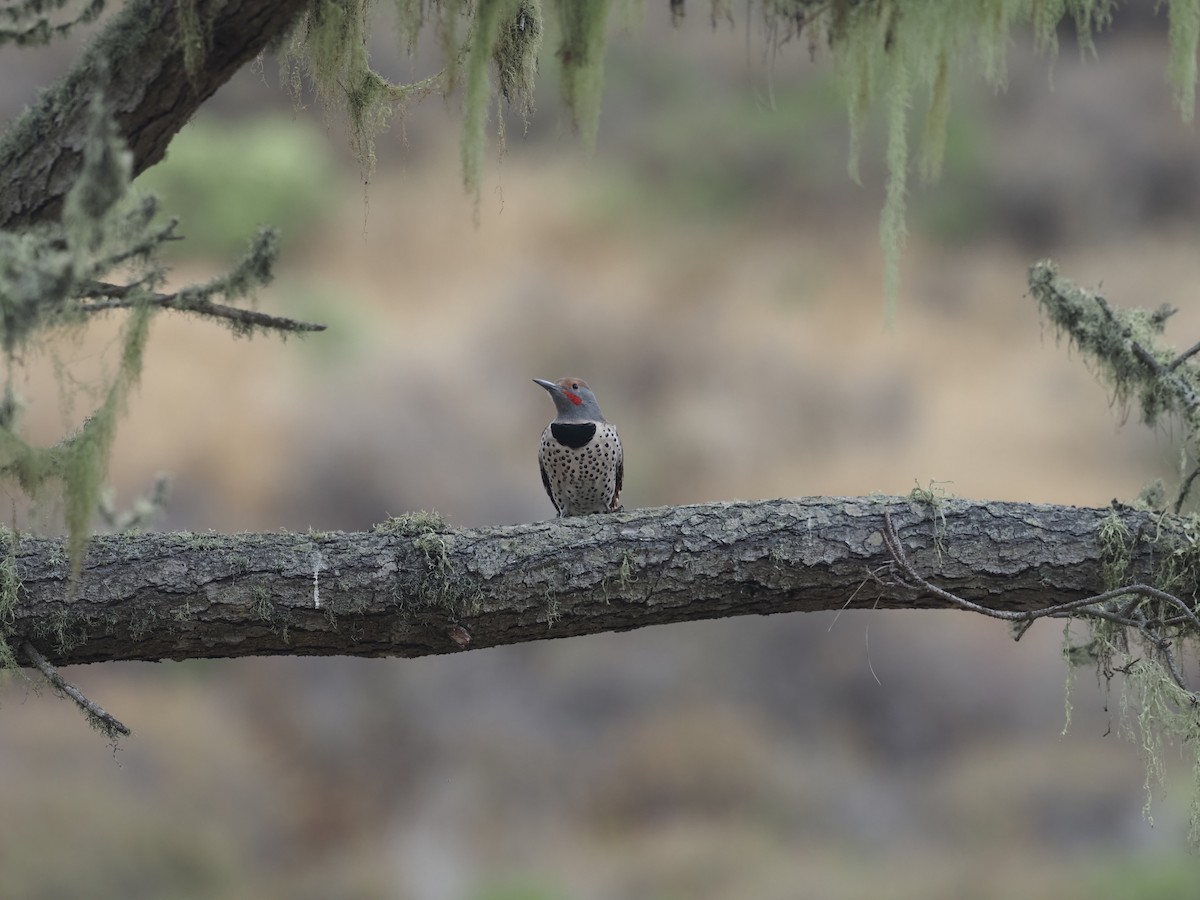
[4,496,1171,667]
[0,0,310,230]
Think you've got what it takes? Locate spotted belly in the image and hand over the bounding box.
[538,422,623,516]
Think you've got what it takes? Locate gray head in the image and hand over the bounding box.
[533,377,606,423]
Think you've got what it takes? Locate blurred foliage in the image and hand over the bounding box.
[135,115,338,257]
[0,0,104,48]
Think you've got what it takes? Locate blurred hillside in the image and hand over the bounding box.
[3,5,1200,899]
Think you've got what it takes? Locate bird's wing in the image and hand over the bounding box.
[611,434,624,512]
[539,452,560,515]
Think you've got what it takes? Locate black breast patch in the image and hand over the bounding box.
[551,422,597,449]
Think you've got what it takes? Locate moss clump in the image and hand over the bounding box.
[380,512,482,617]
[1030,261,1195,433]
[252,588,274,622]
[0,537,19,671]
[373,509,450,536]
[1097,508,1133,589]
[908,479,950,562]
[1032,261,1200,514]
[1154,513,1200,600]
[494,0,543,126]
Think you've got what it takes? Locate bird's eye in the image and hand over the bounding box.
[571,383,579,390]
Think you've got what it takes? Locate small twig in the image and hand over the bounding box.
[21,641,131,738]
[1151,639,1191,694]
[1175,465,1200,515]
[1169,339,1200,372]
[880,510,1200,632]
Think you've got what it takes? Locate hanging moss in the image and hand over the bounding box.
[462,0,510,202]
[456,0,544,197]
[282,0,380,178]
[552,0,611,147]
[493,0,543,126]
[1168,0,1200,120]
[783,0,1200,311]
[1036,258,1200,845]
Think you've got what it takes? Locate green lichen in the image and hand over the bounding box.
[35,608,88,654]
[908,478,950,563]
[252,588,274,622]
[0,539,19,671]
[1037,255,1200,844]
[1154,513,1200,600]
[1118,653,1200,839]
[282,0,464,184]
[387,517,482,617]
[1097,508,1132,589]
[1032,260,1200,516]
[494,0,543,126]
[413,529,477,613]
[1070,508,1200,843]
[373,509,450,535]
[282,0,380,178]
[177,0,206,81]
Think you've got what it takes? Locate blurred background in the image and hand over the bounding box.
[2,3,1200,898]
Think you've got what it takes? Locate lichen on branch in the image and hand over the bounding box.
[1029,258,1200,845]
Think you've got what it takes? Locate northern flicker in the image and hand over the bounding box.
[534,377,623,516]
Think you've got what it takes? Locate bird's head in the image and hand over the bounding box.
[534,377,606,422]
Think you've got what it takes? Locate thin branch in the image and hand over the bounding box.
[21,640,130,738]
[81,282,326,333]
[1169,339,1200,372]
[1094,295,1200,417]
[1175,465,1200,515]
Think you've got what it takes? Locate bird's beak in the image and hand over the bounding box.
[533,378,560,394]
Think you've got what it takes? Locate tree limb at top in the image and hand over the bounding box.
[0,0,311,230]
[5,496,1180,668]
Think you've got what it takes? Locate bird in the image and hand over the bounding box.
[534,377,623,517]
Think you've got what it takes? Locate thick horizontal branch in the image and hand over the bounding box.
[0,0,310,230]
[4,496,1184,668]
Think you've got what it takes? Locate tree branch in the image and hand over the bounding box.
[0,0,311,230]
[21,640,131,737]
[3,496,1189,668]
[82,281,326,334]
